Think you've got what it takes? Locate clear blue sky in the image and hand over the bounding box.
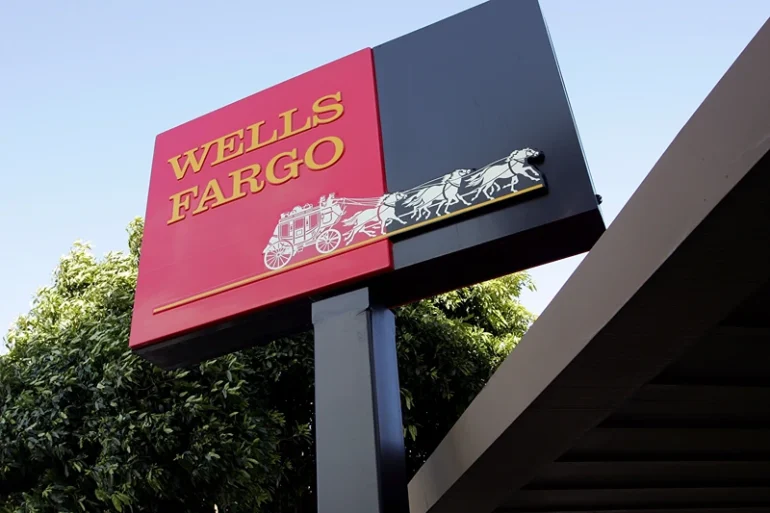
[1,1,768,351]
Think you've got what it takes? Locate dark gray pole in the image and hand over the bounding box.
[312,287,409,513]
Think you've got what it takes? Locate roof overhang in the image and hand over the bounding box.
[408,17,770,513]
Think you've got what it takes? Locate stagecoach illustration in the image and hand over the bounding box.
[263,194,342,270]
[262,193,397,270]
[263,148,544,271]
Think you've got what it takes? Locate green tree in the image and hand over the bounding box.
[0,218,535,513]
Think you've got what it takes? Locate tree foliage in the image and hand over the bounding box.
[0,218,535,512]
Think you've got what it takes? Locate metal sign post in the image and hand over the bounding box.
[312,288,409,513]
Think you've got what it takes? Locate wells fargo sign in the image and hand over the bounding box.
[130,50,551,351]
[130,0,604,362]
[131,50,393,349]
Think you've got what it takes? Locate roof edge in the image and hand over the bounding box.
[408,17,770,513]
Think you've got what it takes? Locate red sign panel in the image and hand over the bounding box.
[130,49,392,350]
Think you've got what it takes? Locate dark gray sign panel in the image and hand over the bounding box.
[373,0,603,306]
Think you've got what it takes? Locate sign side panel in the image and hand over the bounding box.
[373,0,602,270]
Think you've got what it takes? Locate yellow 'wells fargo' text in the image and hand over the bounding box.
[166,92,345,225]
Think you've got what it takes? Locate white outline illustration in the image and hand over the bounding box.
[263,147,543,270]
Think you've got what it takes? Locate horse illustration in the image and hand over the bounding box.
[439,168,474,214]
[466,148,542,201]
[341,191,407,244]
[403,168,473,220]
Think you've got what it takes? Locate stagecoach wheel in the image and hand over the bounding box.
[264,240,294,270]
[315,228,342,254]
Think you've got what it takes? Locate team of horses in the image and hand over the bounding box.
[340,148,543,244]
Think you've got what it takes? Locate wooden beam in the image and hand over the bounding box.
[529,461,770,489]
[502,487,770,511]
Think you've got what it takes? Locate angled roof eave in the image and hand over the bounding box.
[407,17,770,513]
